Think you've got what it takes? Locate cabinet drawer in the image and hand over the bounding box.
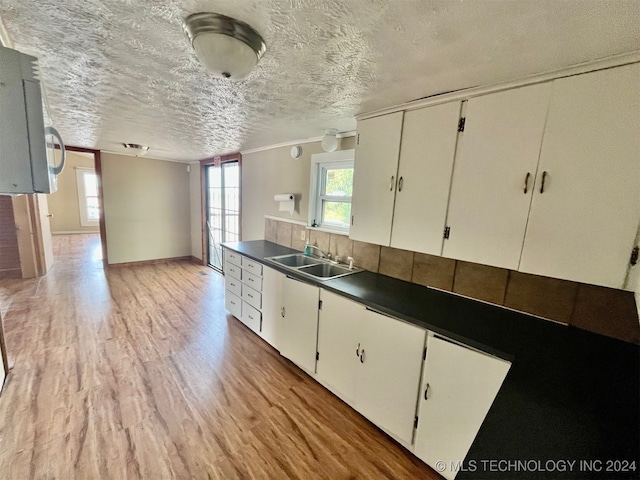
[224,249,242,267]
[242,257,263,276]
[225,275,242,297]
[224,291,242,318]
[241,285,262,310]
[225,263,242,280]
[241,302,262,333]
[242,271,263,291]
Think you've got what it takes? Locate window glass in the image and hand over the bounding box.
[324,167,353,196]
[322,201,351,228]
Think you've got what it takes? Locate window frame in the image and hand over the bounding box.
[75,167,99,227]
[308,149,355,234]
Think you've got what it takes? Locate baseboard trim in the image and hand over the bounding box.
[51,230,100,235]
[0,268,22,280]
[191,256,204,265]
[108,256,192,268]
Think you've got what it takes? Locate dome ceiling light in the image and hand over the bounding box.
[183,12,266,80]
[321,129,341,152]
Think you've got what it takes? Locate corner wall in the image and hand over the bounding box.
[101,153,191,265]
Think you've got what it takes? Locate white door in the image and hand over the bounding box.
[280,277,319,373]
[356,309,426,444]
[391,102,462,255]
[415,336,511,480]
[519,64,640,288]
[350,112,404,245]
[261,266,284,349]
[443,83,552,269]
[316,290,364,404]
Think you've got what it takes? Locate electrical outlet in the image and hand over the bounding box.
[301,230,306,241]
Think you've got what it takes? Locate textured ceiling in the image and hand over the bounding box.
[0,0,638,162]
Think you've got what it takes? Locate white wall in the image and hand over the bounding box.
[241,137,355,240]
[189,163,202,260]
[101,153,191,264]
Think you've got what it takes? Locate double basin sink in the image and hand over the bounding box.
[266,253,362,281]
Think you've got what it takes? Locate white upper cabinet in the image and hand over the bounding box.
[391,102,462,255]
[442,83,552,269]
[519,64,640,288]
[350,112,404,245]
[414,336,511,480]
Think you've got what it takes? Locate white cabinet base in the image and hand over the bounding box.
[414,336,510,480]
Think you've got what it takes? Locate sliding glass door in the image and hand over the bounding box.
[205,161,240,271]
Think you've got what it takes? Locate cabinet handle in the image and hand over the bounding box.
[540,171,548,194]
[281,307,285,318]
[389,175,395,191]
[355,343,360,357]
[360,349,365,363]
[398,176,404,192]
[424,383,430,400]
[523,172,530,194]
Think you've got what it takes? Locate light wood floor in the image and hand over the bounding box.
[0,234,439,479]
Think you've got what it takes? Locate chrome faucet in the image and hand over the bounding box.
[305,244,327,258]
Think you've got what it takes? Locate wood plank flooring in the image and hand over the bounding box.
[0,234,439,479]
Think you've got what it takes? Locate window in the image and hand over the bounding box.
[309,150,355,233]
[75,168,99,227]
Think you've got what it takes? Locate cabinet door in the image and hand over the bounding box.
[280,277,319,373]
[442,83,552,269]
[356,309,426,444]
[391,102,461,255]
[261,266,284,349]
[316,290,364,404]
[414,337,510,480]
[519,64,640,288]
[350,112,404,245]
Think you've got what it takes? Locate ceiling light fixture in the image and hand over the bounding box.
[183,12,266,80]
[321,129,341,153]
[123,143,149,156]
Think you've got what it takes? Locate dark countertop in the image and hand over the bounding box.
[223,240,640,479]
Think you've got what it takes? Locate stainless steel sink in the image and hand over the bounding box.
[298,263,353,278]
[266,253,362,280]
[268,253,322,267]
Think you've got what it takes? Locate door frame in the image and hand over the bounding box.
[55,145,108,267]
[199,152,242,267]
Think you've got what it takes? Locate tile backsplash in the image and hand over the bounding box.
[265,217,640,345]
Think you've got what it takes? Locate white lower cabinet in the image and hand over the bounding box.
[317,290,426,445]
[316,290,364,404]
[414,336,511,480]
[260,266,284,349]
[225,250,512,474]
[279,277,320,373]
